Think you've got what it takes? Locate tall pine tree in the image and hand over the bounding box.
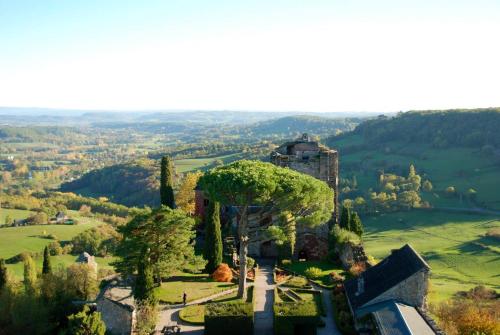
[339,206,351,230]
[42,246,52,275]
[350,211,364,237]
[204,201,222,273]
[134,249,157,306]
[0,258,8,291]
[160,156,175,208]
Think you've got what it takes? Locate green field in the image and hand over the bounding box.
[0,210,114,279]
[362,210,500,302]
[0,208,34,224]
[174,153,240,173]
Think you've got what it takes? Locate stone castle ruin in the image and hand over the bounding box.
[247,134,339,260]
[196,134,339,260]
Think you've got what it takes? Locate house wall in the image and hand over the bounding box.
[363,269,430,309]
[97,297,135,335]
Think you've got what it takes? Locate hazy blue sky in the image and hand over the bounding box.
[1,0,499,112]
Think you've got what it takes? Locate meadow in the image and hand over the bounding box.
[362,210,500,302]
[0,209,115,278]
[0,208,34,224]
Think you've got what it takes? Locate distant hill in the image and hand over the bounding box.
[245,115,362,137]
[346,108,500,148]
[325,108,500,210]
[60,159,159,207]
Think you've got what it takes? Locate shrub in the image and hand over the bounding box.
[332,291,356,335]
[205,301,253,335]
[212,263,233,282]
[348,262,366,277]
[47,241,63,255]
[246,256,255,270]
[281,259,292,266]
[304,267,322,279]
[283,276,309,289]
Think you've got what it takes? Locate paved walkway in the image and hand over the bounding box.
[253,265,275,335]
[156,288,239,334]
[310,283,341,335]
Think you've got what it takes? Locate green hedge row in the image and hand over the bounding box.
[204,287,254,335]
[274,299,322,335]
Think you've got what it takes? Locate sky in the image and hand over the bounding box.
[0,0,499,112]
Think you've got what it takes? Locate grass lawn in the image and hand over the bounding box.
[156,274,236,304]
[282,260,346,287]
[0,208,34,224]
[362,211,500,302]
[179,290,240,324]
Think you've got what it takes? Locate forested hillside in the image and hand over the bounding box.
[245,115,361,137]
[325,108,500,211]
[347,108,500,148]
[60,159,160,207]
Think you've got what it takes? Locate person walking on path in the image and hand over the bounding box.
[183,291,187,306]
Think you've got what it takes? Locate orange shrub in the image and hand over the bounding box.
[212,263,233,282]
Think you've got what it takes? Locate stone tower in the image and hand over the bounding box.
[270,133,339,225]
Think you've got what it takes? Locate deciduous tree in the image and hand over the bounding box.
[66,305,106,335]
[176,171,202,215]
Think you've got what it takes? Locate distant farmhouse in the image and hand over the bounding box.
[344,244,443,335]
[50,211,74,224]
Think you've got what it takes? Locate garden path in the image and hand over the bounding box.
[253,264,275,335]
[156,287,238,334]
[310,283,341,335]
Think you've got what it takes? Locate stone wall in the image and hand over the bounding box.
[363,269,430,309]
[97,297,135,335]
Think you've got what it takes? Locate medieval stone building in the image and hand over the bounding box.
[195,134,339,260]
[256,134,339,260]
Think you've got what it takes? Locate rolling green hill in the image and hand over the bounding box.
[325,108,500,210]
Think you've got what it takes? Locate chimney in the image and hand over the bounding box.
[356,276,365,296]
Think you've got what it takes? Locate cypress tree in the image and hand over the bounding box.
[160,156,176,208]
[134,250,157,305]
[204,201,222,273]
[0,258,8,291]
[42,246,52,275]
[23,255,37,295]
[339,206,351,230]
[350,211,364,237]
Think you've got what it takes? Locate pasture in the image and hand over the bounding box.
[0,208,34,224]
[362,210,500,302]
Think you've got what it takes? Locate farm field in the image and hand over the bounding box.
[5,254,117,279]
[0,210,113,278]
[362,210,500,302]
[174,153,240,173]
[0,208,34,224]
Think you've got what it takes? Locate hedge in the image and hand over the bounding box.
[204,287,254,335]
[274,299,322,335]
